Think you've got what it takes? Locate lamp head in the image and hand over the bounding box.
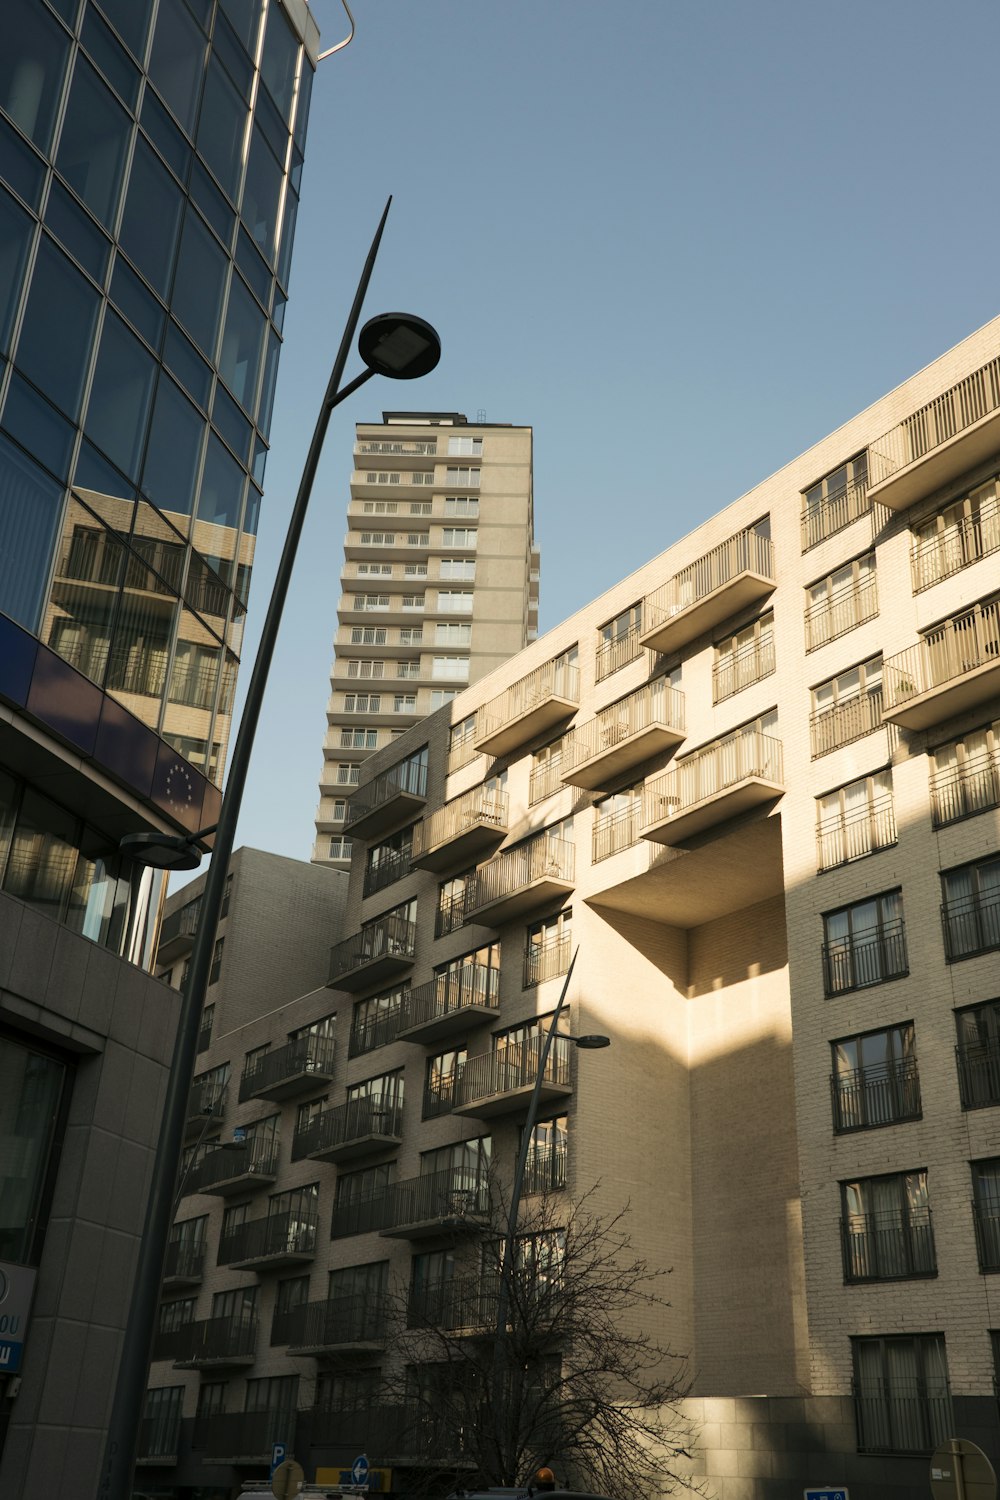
[574,1034,611,1050]
[118,832,205,872]
[358,312,441,380]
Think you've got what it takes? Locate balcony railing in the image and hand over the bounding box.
[809,690,882,758]
[185,1076,227,1136]
[357,439,436,456]
[956,1041,1000,1110]
[595,626,644,682]
[411,786,509,872]
[560,679,686,790]
[941,888,1000,962]
[973,1202,1000,1272]
[931,749,1000,827]
[841,1207,936,1281]
[817,795,896,871]
[398,960,500,1043]
[831,1058,921,1132]
[158,897,201,961]
[822,919,908,996]
[193,1407,291,1461]
[523,1140,568,1195]
[853,1378,952,1455]
[801,475,870,549]
[712,636,775,702]
[804,576,878,652]
[217,1210,317,1268]
[162,1238,205,1284]
[184,1138,279,1195]
[436,888,468,937]
[166,1312,258,1368]
[349,999,405,1057]
[454,1033,572,1117]
[238,1035,336,1102]
[379,1163,491,1237]
[293,1095,404,1162]
[363,846,413,897]
[641,526,775,654]
[524,932,572,987]
[474,658,580,758]
[345,759,428,836]
[328,911,417,990]
[911,492,1000,591]
[463,834,575,926]
[882,600,1000,730]
[592,803,641,863]
[868,353,1000,508]
[642,727,783,844]
[196,1009,213,1053]
[407,1271,499,1332]
[280,1291,387,1351]
[136,1406,181,1462]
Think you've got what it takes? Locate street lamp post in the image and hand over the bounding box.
[490,947,610,1479]
[98,198,440,1500]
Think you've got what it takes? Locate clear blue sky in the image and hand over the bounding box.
[222,0,1000,869]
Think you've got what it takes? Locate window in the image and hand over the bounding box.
[930,718,1000,827]
[592,787,642,863]
[271,1274,310,1344]
[831,1023,920,1132]
[331,1162,392,1237]
[523,1116,567,1194]
[0,1037,68,1264]
[437,590,473,613]
[436,874,469,937]
[357,562,392,577]
[350,626,387,644]
[801,451,869,550]
[852,1334,951,1454]
[336,764,361,784]
[444,496,478,516]
[841,1171,934,1282]
[350,986,408,1056]
[529,737,567,804]
[343,694,380,713]
[822,889,907,995]
[955,1001,1000,1110]
[436,623,472,647]
[361,500,398,513]
[402,594,425,610]
[365,471,400,485]
[347,660,385,680]
[805,553,877,650]
[408,1248,457,1326]
[209,937,224,986]
[941,856,1000,961]
[140,1386,183,1459]
[315,1368,382,1413]
[439,558,476,581]
[158,1296,195,1335]
[447,436,482,456]
[244,1374,298,1419]
[912,476,1000,591]
[816,769,896,870]
[395,660,420,679]
[340,729,378,748]
[424,1046,466,1118]
[347,1070,404,1133]
[810,655,883,757]
[410,500,432,513]
[972,1159,1000,1271]
[393,693,417,713]
[359,532,395,546]
[713,612,775,701]
[364,825,413,897]
[442,528,477,548]
[448,714,478,772]
[525,910,572,986]
[327,836,353,860]
[445,466,480,486]
[410,473,434,486]
[430,690,458,711]
[407,532,429,546]
[432,656,470,681]
[404,562,428,577]
[352,594,389,611]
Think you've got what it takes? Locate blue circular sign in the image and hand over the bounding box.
[352,1455,370,1486]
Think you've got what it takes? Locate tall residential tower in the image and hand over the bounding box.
[313,411,539,869]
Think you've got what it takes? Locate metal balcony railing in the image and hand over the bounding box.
[822,919,908,996]
[883,600,1000,715]
[831,1058,921,1132]
[238,1036,335,1101]
[809,690,882,757]
[561,679,685,776]
[523,1140,568,1195]
[165,1312,257,1366]
[956,1041,1000,1110]
[412,787,509,862]
[217,1210,317,1266]
[475,658,580,747]
[456,1034,571,1110]
[853,1378,952,1455]
[643,728,783,826]
[592,803,640,863]
[186,1076,227,1125]
[643,527,774,634]
[400,961,500,1034]
[464,834,575,921]
[524,932,572,987]
[816,795,896,871]
[328,912,417,985]
[868,354,1000,486]
[345,759,428,827]
[159,898,201,950]
[357,440,436,456]
[280,1291,387,1349]
[136,1406,181,1461]
[380,1164,490,1235]
[293,1095,403,1159]
[911,492,1000,591]
[196,1010,213,1053]
[595,625,644,682]
[712,635,775,701]
[349,1000,405,1057]
[941,888,1000,962]
[435,889,468,937]
[163,1238,206,1282]
[841,1207,936,1281]
[973,1201,1000,1271]
[931,749,1000,827]
[185,1138,279,1193]
[363,846,413,897]
[407,1272,499,1331]
[801,476,870,549]
[804,576,878,652]
[193,1407,291,1460]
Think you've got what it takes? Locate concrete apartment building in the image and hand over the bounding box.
[313,411,539,871]
[140,314,1000,1500]
[0,0,317,1493]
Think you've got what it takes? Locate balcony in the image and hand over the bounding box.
[560,680,685,791]
[162,1238,205,1288]
[407,1272,498,1333]
[640,526,774,654]
[822,920,908,997]
[167,1313,257,1369]
[281,1292,387,1354]
[355,438,437,463]
[463,833,575,927]
[868,353,1000,510]
[641,727,783,845]
[713,635,776,701]
[956,1040,1000,1110]
[595,625,644,683]
[841,1208,936,1282]
[157,897,200,963]
[882,600,1000,731]
[524,931,572,987]
[810,690,883,758]
[804,576,878,653]
[184,1138,279,1196]
[238,1036,336,1103]
[309,1403,470,1467]
[474,658,580,759]
[362,845,413,897]
[344,760,428,838]
[941,888,1000,963]
[328,910,417,991]
[411,786,509,873]
[912,491,1000,592]
[135,1408,181,1464]
[184,1078,227,1139]
[379,1164,490,1239]
[801,474,871,550]
[217,1210,318,1271]
[397,961,500,1045]
[831,1059,922,1133]
[817,795,897,871]
[453,1033,572,1120]
[294,1096,403,1164]
[193,1407,290,1463]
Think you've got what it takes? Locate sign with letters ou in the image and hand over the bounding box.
[0,1262,37,1375]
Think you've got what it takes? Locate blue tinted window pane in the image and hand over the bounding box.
[120,136,184,296]
[241,127,280,263]
[1,372,75,482]
[81,9,141,109]
[276,183,297,291]
[109,256,165,348]
[219,0,262,54]
[211,382,251,463]
[172,209,226,358]
[235,228,270,307]
[260,3,297,121]
[163,321,212,408]
[16,236,99,419]
[256,326,280,439]
[93,0,154,61]
[47,0,79,23]
[0,0,71,153]
[197,55,245,199]
[188,159,235,247]
[84,311,157,479]
[293,61,313,152]
[271,287,286,334]
[289,143,303,194]
[74,439,135,505]
[243,483,261,536]
[253,84,285,162]
[139,89,190,178]
[0,434,64,630]
[213,10,253,98]
[0,114,45,211]
[44,178,112,283]
[148,0,206,135]
[0,186,35,356]
[141,374,204,522]
[56,57,132,229]
[198,433,243,528]
[251,435,266,487]
[219,274,264,413]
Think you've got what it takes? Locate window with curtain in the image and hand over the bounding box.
[841,1171,934,1281]
[852,1334,951,1453]
[955,1001,1000,1110]
[972,1159,1000,1272]
[831,1023,919,1132]
[941,856,1000,960]
[822,890,907,996]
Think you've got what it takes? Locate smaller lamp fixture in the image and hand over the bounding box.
[574,1034,611,1050]
[358,312,441,380]
[119,823,218,872]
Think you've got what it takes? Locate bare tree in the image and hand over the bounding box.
[377,1186,696,1500]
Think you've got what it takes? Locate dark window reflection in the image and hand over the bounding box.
[56,56,132,230]
[260,2,297,121]
[219,0,263,55]
[197,56,246,200]
[94,0,154,63]
[240,128,280,264]
[171,209,226,358]
[148,0,207,136]
[0,434,65,631]
[198,433,244,530]
[0,0,71,153]
[141,373,205,523]
[2,371,76,482]
[219,274,264,412]
[119,136,185,298]
[15,236,99,420]
[85,311,157,479]
[0,1037,68,1265]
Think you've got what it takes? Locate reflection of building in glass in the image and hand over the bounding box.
[0,2,318,1494]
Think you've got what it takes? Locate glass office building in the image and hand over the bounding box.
[0,0,317,965]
